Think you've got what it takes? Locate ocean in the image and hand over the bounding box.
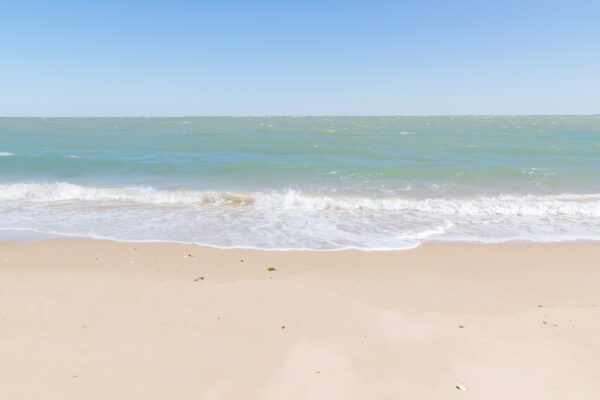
[1,116,599,249]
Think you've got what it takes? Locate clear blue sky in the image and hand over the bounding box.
[1,1,599,116]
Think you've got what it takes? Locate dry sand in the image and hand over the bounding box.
[1,240,599,399]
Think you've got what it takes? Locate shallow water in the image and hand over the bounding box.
[1,116,599,249]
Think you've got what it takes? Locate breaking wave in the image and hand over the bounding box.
[1,182,600,217]
[1,182,600,249]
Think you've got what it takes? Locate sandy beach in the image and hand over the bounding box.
[1,240,599,399]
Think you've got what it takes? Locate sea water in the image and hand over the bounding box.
[1,116,599,249]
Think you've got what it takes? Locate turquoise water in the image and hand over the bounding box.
[1,116,599,249]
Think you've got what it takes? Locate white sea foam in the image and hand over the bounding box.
[1,182,600,217]
[1,182,600,250]
[0,182,254,205]
[0,152,14,156]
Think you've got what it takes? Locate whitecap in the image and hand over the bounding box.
[0,152,14,157]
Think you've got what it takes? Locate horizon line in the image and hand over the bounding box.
[1,114,599,118]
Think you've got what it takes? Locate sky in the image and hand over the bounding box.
[1,0,599,116]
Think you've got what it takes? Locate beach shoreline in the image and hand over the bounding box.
[1,239,599,399]
[4,116,600,250]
